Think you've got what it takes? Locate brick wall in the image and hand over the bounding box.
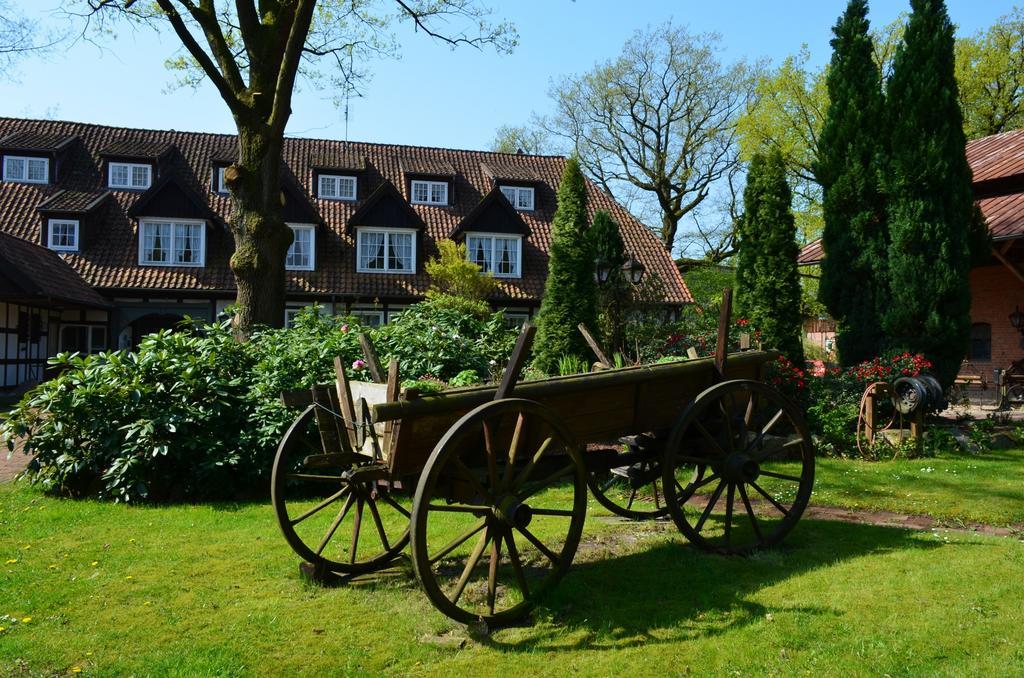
[964,263,1024,377]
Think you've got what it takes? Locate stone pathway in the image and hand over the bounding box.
[1,437,30,482]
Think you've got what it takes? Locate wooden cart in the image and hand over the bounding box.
[272,321,815,626]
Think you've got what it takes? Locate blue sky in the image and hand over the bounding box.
[0,1,1015,149]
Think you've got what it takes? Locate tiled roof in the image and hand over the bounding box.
[36,189,110,213]
[309,150,365,172]
[480,160,542,183]
[0,231,110,308]
[966,128,1024,183]
[98,138,173,159]
[797,239,824,266]
[0,130,77,153]
[0,117,692,305]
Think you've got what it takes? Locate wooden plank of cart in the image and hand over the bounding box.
[271,295,815,626]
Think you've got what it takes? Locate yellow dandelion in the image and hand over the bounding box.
[21,545,31,550]
[71,667,82,674]
[124,576,133,581]
[129,539,136,544]
[86,652,93,657]
[90,561,98,567]
[0,627,6,633]
[143,601,152,607]
[48,564,58,570]
[21,616,31,623]
[5,559,17,565]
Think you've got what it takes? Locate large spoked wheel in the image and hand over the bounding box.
[588,457,670,520]
[661,380,814,555]
[411,398,587,626]
[272,405,410,574]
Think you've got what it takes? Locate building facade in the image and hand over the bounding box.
[0,117,691,393]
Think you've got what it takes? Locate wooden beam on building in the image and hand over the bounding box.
[993,246,1024,287]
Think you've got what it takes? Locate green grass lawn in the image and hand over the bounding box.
[1,455,1023,677]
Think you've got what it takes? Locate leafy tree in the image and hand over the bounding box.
[533,158,597,373]
[883,0,975,387]
[735,150,804,363]
[76,1,516,337]
[956,6,1024,139]
[589,210,626,351]
[489,124,552,155]
[815,0,888,366]
[425,239,496,301]
[542,22,756,252]
[0,0,61,74]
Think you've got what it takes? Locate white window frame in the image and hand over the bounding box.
[410,179,449,205]
[503,311,530,329]
[213,166,228,194]
[108,161,152,190]
[3,155,49,184]
[385,306,408,323]
[355,227,417,274]
[349,307,386,327]
[465,232,523,278]
[285,223,316,271]
[317,174,357,201]
[284,304,316,328]
[138,218,206,267]
[47,218,80,252]
[499,185,535,211]
[59,324,107,354]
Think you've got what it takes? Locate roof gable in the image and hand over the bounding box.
[452,186,529,238]
[0,232,110,307]
[346,180,423,234]
[127,174,217,223]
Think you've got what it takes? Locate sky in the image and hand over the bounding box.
[0,1,1016,150]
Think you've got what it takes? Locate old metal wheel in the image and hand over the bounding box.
[588,457,670,520]
[272,405,410,574]
[661,380,815,555]
[411,398,587,626]
[1006,383,1024,407]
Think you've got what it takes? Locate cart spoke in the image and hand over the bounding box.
[315,492,355,556]
[723,482,735,546]
[750,480,790,516]
[289,486,349,526]
[692,420,728,458]
[450,529,491,606]
[758,469,803,483]
[502,412,526,489]
[517,462,575,501]
[450,456,490,501]
[483,419,498,490]
[653,479,661,509]
[428,503,490,514]
[674,471,720,504]
[694,479,726,532]
[626,487,637,510]
[746,408,786,453]
[504,531,530,599]
[719,397,737,452]
[737,482,763,540]
[378,492,411,518]
[349,498,364,564]
[528,507,576,517]
[429,518,487,565]
[515,525,560,567]
[752,436,804,462]
[366,495,391,551]
[487,532,503,615]
[511,436,554,490]
[286,473,345,483]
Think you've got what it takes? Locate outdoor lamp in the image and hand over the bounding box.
[622,254,646,285]
[1010,306,1024,335]
[594,257,612,285]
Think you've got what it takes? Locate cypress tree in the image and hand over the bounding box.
[815,0,888,366]
[884,0,975,387]
[736,150,805,364]
[533,158,598,373]
[589,210,627,351]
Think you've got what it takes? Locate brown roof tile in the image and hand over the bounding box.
[0,130,77,153]
[480,160,542,184]
[98,138,173,159]
[36,189,110,213]
[0,117,692,305]
[0,231,110,307]
[966,128,1024,183]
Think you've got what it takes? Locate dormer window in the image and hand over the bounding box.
[499,186,535,211]
[356,227,416,273]
[213,166,228,194]
[47,219,79,252]
[138,218,205,267]
[109,162,152,190]
[410,179,448,205]
[318,174,357,201]
[285,223,315,271]
[466,233,522,278]
[3,155,48,184]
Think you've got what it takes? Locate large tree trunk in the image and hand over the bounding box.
[225,126,294,338]
[660,210,680,252]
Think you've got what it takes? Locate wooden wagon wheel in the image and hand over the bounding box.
[661,380,814,555]
[410,398,587,626]
[1006,383,1024,407]
[587,456,670,520]
[272,405,410,574]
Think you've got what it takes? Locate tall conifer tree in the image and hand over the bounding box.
[884,0,976,387]
[590,210,628,351]
[816,0,888,366]
[736,150,804,364]
[533,158,598,373]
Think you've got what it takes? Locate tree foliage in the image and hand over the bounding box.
[74,1,516,337]
[589,210,626,350]
[541,22,756,253]
[0,0,62,74]
[533,158,597,373]
[956,6,1024,139]
[883,0,976,388]
[735,150,804,363]
[424,239,497,302]
[816,0,888,366]
[489,124,552,155]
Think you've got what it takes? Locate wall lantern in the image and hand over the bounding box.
[622,254,646,285]
[1010,305,1024,336]
[594,257,612,285]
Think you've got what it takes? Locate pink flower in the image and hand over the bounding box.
[341,324,349,333]
[352,359,365,370]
